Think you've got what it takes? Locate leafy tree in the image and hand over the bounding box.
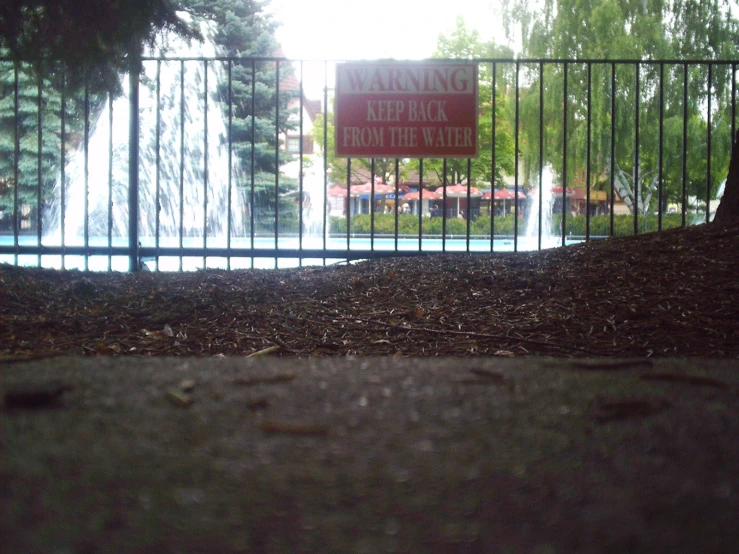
[0,0,196,92]
[310,111,408,186]
[415,18,516,188]
[503,0,739,222]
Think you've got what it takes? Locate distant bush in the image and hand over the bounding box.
[559,213,687,237]
[328,212,689,238]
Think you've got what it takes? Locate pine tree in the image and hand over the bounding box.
[181,0,299,193]
[0,60,82,233]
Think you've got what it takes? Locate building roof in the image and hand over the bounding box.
[571,188,608,201]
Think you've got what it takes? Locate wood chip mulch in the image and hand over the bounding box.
[1,221,738,359]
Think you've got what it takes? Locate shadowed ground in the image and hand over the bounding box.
[2,356,738,553]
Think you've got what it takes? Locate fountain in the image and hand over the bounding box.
[298,164,328,241]
[44,13,244,247]
[523,164,560,250]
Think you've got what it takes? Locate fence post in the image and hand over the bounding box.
[128,44,141,271]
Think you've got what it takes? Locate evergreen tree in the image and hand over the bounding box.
[0,60,85,232]
[181,0,299,196]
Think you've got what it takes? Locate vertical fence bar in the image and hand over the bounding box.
[609,63,616,236]
[465,158,472,252]
[107,89,114,271]
[585,62,592,241]
[274,60,280,267]
[345,159,351,252]
[83,73,90,271]
[490,61,497,250]
[178,60,185,271]
[539,61,545,250]
[154,61,162,271]
[370,158,376,252]
[250,60,256,268]
[658,62,664,231]
[706,63,712,224]
[323,64,329,260]
[732,63,737,148]
[417,159,423,251]
[633,62,640,235]
[442,158,448,251]
[732,63,737,140]
[36,62,42,267]
[13,64,19,264]
[561,61,568,246]
[298,61,305,263]
[394,159,400,251]
[128,49,141,272]
[202,60,209,267]
[514,61,521,251]
[60,71,66,269]
[226,60,233,271]
[681,63,688,227]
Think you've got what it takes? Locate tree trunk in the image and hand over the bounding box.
[714,130,739,224]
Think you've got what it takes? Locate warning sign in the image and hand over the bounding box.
[335,61,478,158]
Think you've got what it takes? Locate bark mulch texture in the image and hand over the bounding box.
[1,220,738,359]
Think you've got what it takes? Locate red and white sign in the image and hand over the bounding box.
[335,61,478,158]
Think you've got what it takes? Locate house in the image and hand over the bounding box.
[570,188,610,215]
[278,68,323,182]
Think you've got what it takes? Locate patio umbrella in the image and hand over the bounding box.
[552,186,576,197]
[350,182,395,195]
[437,184,483,216]
[483,188,526,214]
[489,188,526,200]
[401,189,442,215]
[326,185,358,197]
[351,182,395,213]
[402,189,442,201]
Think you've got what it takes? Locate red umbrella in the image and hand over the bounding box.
[402,189,442,201]
[436,184,483,198]
[552,186,576,197]
[350,182,395,195]
[327,185,358,197]
[483,188,526,200]
[401,189,441,215]
[436,184,482,216]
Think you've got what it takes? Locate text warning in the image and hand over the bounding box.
[335,61,478,158]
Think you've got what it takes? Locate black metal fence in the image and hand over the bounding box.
[0,55,732,271]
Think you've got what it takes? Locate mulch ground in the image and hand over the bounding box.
[1,220,738,359]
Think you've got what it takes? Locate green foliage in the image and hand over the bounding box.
[329,213,523,237]
[181,0,298,193]
[0,60,88,224]
[415,18,516,187]
[555,213,687,237]
[0,0,197,92]
[311,112,409,185]
[328,212,688,240]
[0,0,294,235]
[503,0,739,214]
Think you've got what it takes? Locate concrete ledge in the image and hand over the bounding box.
[2,356,738,553]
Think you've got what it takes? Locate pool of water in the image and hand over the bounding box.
[0,234,574,271]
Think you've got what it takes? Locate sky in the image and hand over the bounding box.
[266,0,512,61]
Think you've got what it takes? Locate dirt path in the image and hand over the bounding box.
[2,356,738,553]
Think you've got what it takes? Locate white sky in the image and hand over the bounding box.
[267,0,512,61]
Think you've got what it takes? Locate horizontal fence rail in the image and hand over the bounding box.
[0,55,733,271]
